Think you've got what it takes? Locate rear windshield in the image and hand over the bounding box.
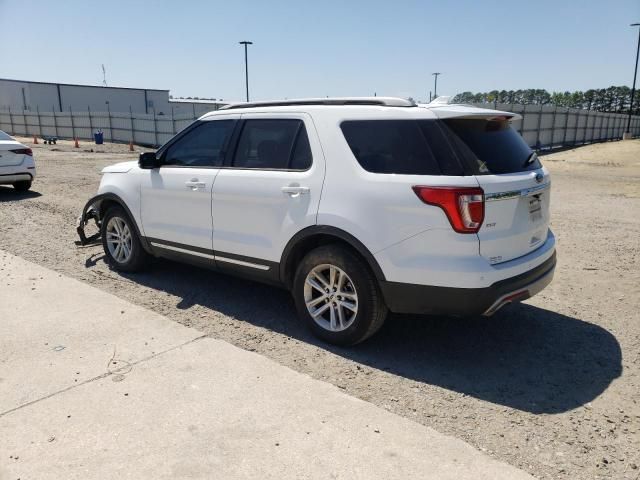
[442,118,541,174]
[0,131,14,141]
[340,118,540,176]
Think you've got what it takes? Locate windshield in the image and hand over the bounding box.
[442,118,541,174]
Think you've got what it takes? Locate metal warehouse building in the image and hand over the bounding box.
[0,78,227,115]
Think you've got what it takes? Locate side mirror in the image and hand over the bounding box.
[139,151,160,169]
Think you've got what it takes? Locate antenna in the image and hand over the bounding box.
[101,64,107,87]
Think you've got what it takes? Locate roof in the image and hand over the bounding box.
[200,97,520,121]
[221,97,415,110]
[0,78,169,92]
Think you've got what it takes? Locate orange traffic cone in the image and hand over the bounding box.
[33,135,39,144]
[129,141,134,152]
[74,138,79,148]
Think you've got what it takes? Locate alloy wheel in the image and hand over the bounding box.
[304,264,358,332]
[105,216,133,264]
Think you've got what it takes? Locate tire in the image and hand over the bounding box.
[13,181,32,192]
[101,206,149,272]
[292,245,387,346]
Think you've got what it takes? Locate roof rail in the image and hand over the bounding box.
[220,97,416,110]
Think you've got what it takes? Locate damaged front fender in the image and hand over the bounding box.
[76,195,105,245]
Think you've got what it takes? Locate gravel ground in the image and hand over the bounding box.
[1,137,639,479]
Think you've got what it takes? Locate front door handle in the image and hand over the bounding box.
[281,186,310,197]
[185,180,206,190]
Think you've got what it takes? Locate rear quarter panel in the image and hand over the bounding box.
[312,111,480,255]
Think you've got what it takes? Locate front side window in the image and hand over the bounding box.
[233,119,312,170]
[163,119,234,167]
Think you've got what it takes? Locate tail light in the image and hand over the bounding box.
[10,148,33,156]
[412,186,484,233]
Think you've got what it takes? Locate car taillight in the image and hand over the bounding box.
[412,186,484,233]
[11,148,33,156]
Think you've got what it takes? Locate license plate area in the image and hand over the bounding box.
[528,194,543,222]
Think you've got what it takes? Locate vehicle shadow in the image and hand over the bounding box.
[355,307,622,414]
[96,256,622,414]
[0,186,42,201]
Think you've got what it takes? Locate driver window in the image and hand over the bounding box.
[163,120,235,167]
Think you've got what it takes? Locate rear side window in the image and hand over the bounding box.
[233,119,312,170]
[290,127,313,170]
[163,120,234,167]
[340,120,464,175]
[442,118,541,174]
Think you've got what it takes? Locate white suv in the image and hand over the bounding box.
[78,97,556,345]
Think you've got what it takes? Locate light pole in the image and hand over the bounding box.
[239,41,253,102]
[626,24,640,136]
[432,72,441,99]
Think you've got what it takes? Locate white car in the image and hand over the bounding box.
[78,97,556,345]
[0,130,36,191]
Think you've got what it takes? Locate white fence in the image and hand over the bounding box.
[0,107,200,147]
[1,104,639,149]
[474,103,640,149]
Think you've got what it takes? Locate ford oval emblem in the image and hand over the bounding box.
[535,172,544,183]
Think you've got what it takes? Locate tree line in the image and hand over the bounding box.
[452,86,639,114]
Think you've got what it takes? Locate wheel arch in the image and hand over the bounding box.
[82,192,152,254]
[280,225,386,288]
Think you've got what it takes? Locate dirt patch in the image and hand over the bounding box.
[17,136,154,156]
[1,138,639,479]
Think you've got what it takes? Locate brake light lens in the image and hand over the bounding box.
[412,186,484,233]
[10,148,33,156]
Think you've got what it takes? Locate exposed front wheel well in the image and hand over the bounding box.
[281,230,385,289]
[98,199,121,219]
[91,195,152,254]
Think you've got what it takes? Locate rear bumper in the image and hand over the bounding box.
[0,172,33,184]
[380,251,556,316]
[0,159,36,183]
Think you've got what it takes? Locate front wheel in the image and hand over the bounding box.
[101,206,149,272]
[293,245,387,346]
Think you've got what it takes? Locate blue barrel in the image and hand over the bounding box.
[94,131,104,144]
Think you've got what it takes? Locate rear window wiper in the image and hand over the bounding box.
[524,152,538,167]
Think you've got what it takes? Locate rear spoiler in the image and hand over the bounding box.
[418,102,522,121]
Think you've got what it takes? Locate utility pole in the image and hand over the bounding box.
[239,41,253,102]
[432,72,441,99]
[625,24,640,137]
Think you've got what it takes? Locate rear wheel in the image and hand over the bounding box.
[293,245,387,346]
[101,206,149,272]
[13,181,32,192]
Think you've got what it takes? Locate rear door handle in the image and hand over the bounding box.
[281,186,310,196]
[185,180,206,190]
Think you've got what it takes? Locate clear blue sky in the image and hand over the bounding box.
[1,0,639,102]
